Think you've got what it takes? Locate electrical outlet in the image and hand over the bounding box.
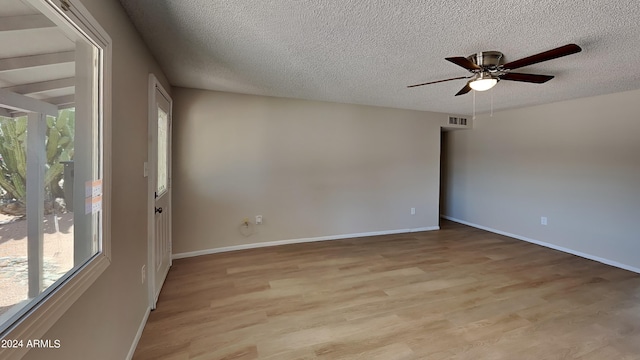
[541,217,548,226]
[141,265,146,283]
[256,215,263,225]
[411,208,416,215]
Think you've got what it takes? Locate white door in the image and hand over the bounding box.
[148,75,172,309]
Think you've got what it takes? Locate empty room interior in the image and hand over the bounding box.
[0,0,638,359]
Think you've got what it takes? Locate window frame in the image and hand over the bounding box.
[0,0,112,358]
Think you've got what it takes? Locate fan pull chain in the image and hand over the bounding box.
[490,88,494,117]
[472,90,476,120]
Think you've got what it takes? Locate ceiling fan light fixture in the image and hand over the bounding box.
[469,74,498,91]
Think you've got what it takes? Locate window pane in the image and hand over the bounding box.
[0,111,77,327]
[0,0,102,335]
[0,115,30,319]
[157,107,168,195]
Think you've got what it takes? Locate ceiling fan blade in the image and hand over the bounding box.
[445,57,481,71]
[502,44,582,70]
[407,76,469,88]
[500,73,555,83]
[455,83,472,96]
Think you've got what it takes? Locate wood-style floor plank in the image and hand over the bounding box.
[133,220,640,359]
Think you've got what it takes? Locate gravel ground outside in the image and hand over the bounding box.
[0,213,74,318]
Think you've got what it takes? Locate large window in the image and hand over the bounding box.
[0,0,110,357]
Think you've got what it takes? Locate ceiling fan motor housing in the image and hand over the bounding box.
[467,51,505,72]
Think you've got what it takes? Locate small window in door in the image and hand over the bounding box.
[156,106,169,196]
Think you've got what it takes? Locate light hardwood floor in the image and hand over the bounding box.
[133,220,640,359]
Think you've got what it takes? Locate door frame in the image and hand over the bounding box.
[147,74,173,309]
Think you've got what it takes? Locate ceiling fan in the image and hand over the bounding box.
[408,44,582,96]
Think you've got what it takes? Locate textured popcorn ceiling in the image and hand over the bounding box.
[119,0,640,114]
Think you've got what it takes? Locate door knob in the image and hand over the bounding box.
[155,207,163,214]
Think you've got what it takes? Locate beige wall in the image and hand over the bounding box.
[442,89,640,270]
[23,0,169,359]
[172,88,443,254]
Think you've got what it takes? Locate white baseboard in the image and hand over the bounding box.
[441,215,640,274]
[127,306,151,360]
[172,226,440,260]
